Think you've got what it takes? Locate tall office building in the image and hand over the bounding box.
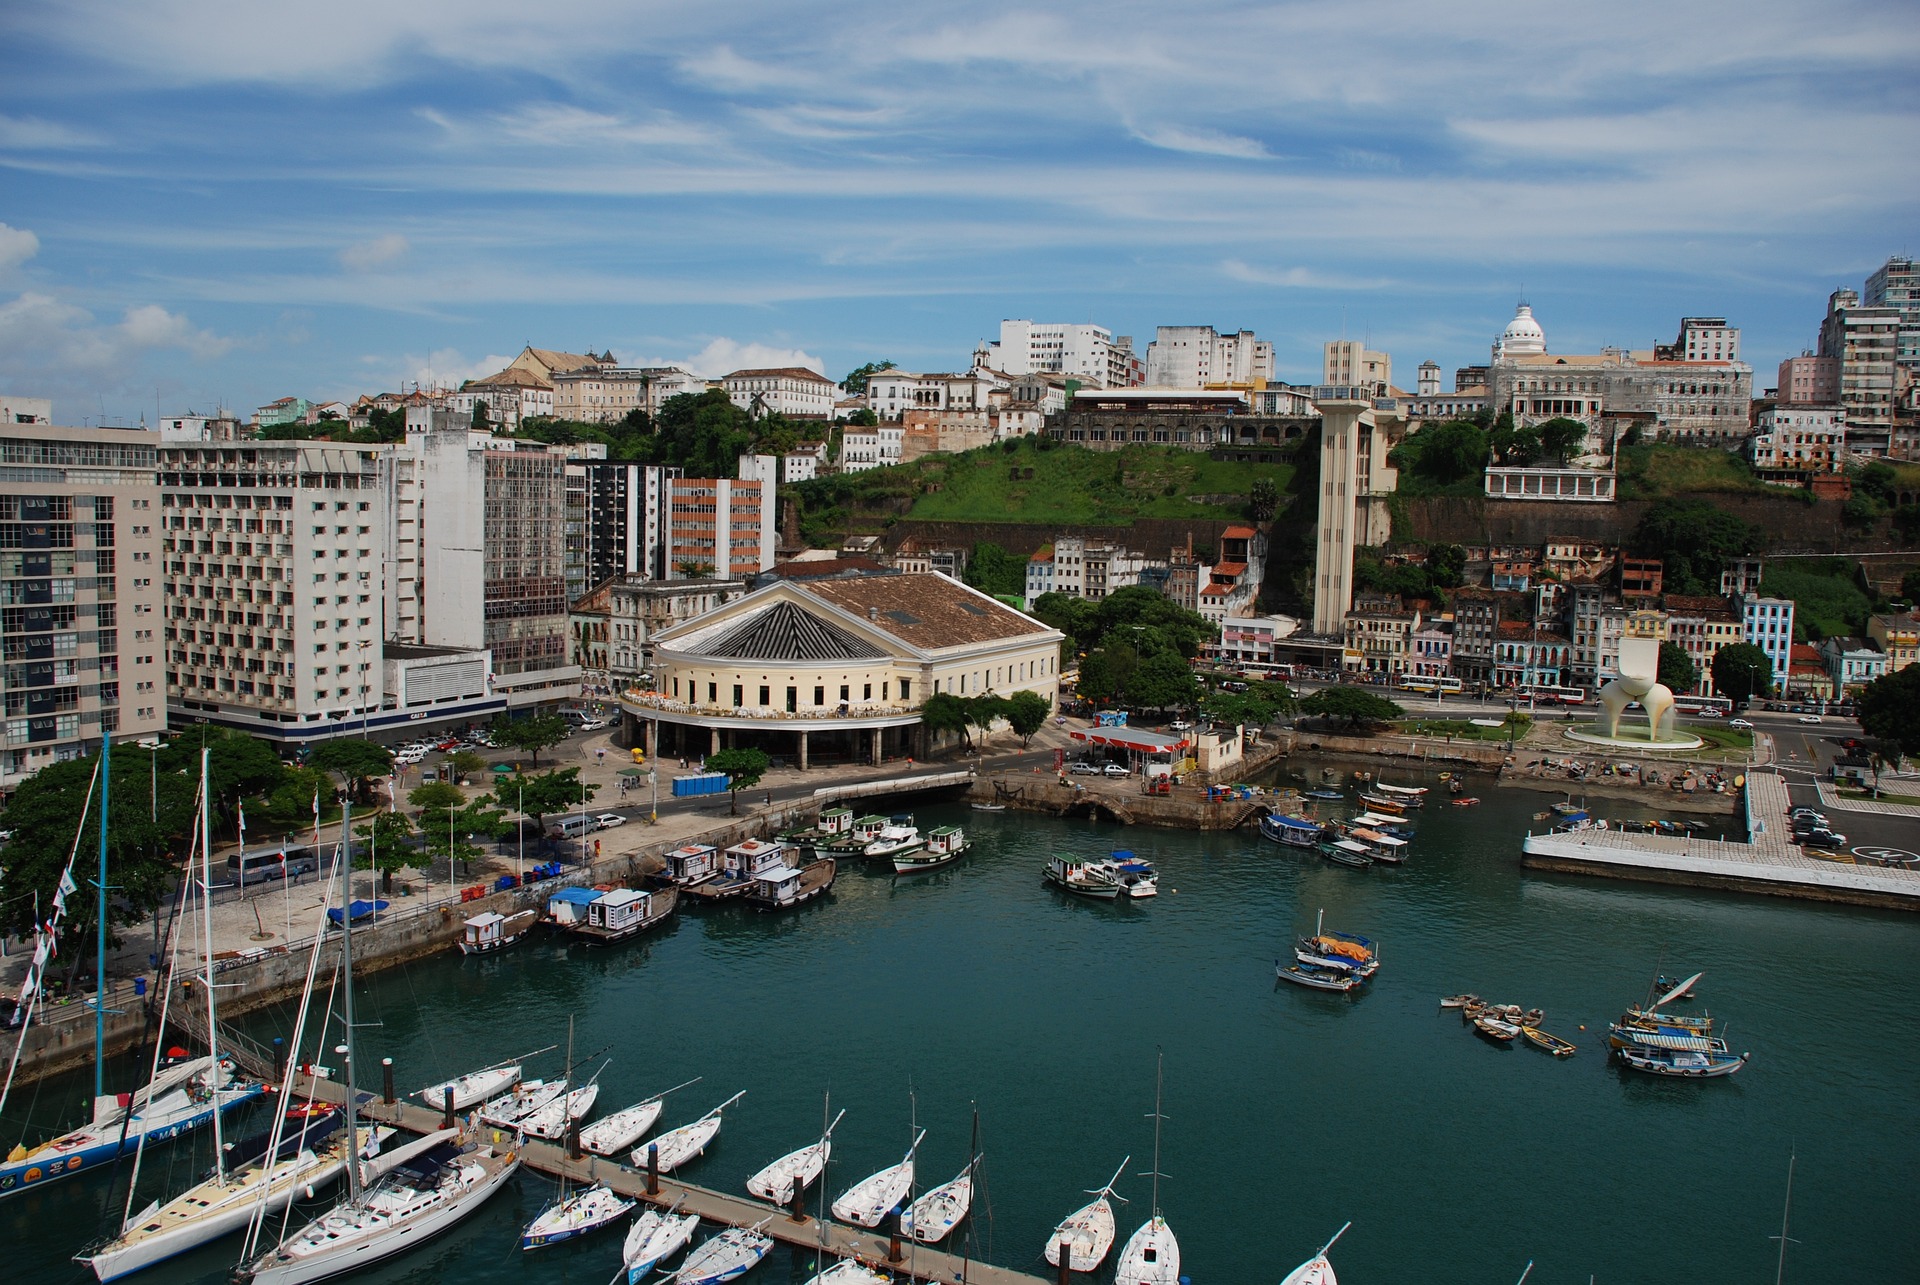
[1323,340,1392,394]
[1144,326,1274,387]
[1864,256,1919,375]
[1819,287,1900,450]
[0,425,164,790]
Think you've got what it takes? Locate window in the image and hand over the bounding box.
[758,685,769,706]
[814,685,824,706]
[898,679,910,700]
[732,684,743,707]
[863,683,871,700]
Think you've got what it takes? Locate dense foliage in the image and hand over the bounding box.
[1857,665,1920,758]
[1297,687,1404,729]
[1710,642,1775,705]
[1632,498,1763,595]
[705,748,771,815]
[1657,641,1698,694]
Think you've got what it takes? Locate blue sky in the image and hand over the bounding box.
[1,0,1916,423]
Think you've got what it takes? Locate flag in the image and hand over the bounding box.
[238,800,247,836]
[57,869,77,899]
[313,789,321,822]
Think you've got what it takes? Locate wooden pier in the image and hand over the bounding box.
[299,1074,1050,1285]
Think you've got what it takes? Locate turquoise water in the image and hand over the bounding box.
[8,779,1917,1284]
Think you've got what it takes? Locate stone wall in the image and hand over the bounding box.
[1395,493,1885,554]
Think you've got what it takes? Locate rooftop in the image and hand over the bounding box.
[801,573,1052,650]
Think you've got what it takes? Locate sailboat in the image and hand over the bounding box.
[478,1079,566,1130]
[905,1155,978,1244]
[520,1045,606,1141]
[622,1197,700,1284]
[80,754,386,1283]
[672,1218,775,1285]
[416,1063,522,1112]
[635,1091,746,1172]
[1044,1157,1129,1272]
[1278,1221,1350,1285]
[831,1129,925,1228]
[579,1077,702,1157]
[1114,1057,1179,1285]
[804,1261,892,1285]
[521,1182,635,1249]
[240,801,520,1285]
[0,741,262,1200]
[746,1107,844,1205]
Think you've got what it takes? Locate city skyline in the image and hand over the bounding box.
[1,0,1915,420]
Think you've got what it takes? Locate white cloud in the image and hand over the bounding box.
[647,338,825,380]
[1221,260,1394,291]
[0,292,234,394]
[1131,126,1271,160]
[380,347,517,391]
[118,303,235,358]
[0,115,104,149]
[338,233,411,271]
[0,224,39,272]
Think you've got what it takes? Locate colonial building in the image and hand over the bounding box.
[1866,610,1919,674]
[1748,406,1844,482]
[1819,635,1887,695]
[625,572,1063,767]
[721,367,839,419]
[1742,594,1796,693]
[571,575,747,687]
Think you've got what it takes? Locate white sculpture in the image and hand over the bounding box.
[1598,636,1676,740]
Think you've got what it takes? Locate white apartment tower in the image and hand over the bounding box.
[1820,287,1900,445]
[1144,326,1274,387]
[1864,256,1920,374]
[1323,340,1392,394]
[980,320,1122,386]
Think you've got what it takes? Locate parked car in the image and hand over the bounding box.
[1102,763,1131,778]
[437,738,463,751]
[1797,714,1823,724]
[1068,761,1100,776]
[1804,828,1847,847]
[595,813,627,830]
[1169,720,1193,732]
[1728,718,1753,730]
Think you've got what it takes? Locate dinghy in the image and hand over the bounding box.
[521,1183,634,1249]
[634,1092,746,1173]
[580,1077,701,1157]
[1043,1157,1129,1273]
[417,1065,521,1112]
[905,1157,978,1244]
[745,1109,844,1205]
[621,1199,699,1284]
[671,1220,774,1285]
[831,1129,925,1228]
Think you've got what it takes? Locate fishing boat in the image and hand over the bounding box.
[478,1079,564,1130]
[1044,1157,1129,1273]
[671,1220,774,1285]
[241,804,520,1285]
[1521,1028,1577,1058]
[659,843,721,887]
[1295,913,1379,977]
[1373,782,1427,807]
[1452,797,1481,807]
[1616,1042,1750,1078]
[1439,993,1479,1009]
[864,817,926,860]
[1618,972,1715,1034]
[1274,963,1364,993]
[777,807,854,853]
[893,825,970,875]
[1091,852,1159,898]
[459,909,539,956]
[1317,838,1373,869]
[521,1183,635,1249]
[1349,811,1415,838]
[635,1092,747,1173]
[1303,788,1346,801]
[906,1156,978,1244]
[1473,1015,1521,1045]
[705,840,792,899]
[1356,792,1407,813]
[1551,800,1587,816]
[622,1199,700,1284]
[1044,856,1122,899]
[821,816,888,856]
[1345,826,1408,865]
[419,1064,522,1112]
[1549,811,1605,834]
[831,1129,925,1227]
[1278,1222,1350,1285]
[1258,812,1324,848]
[1114,1057,1179,1285]
[580,1078,702,1157]
[745,1107,843,1205]
[745,858,836,912]
[565,887,679,945]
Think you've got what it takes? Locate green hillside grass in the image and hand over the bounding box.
[1615,443,1804,500]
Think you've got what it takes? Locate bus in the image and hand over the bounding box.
[1397,676,1463,696]
[1517,684,1588,706]
[1673,694,1732,718]
[226,844,323,886]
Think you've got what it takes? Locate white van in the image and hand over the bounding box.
[550,815,598,841]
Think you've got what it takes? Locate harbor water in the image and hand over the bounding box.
[7,777,1916,1284]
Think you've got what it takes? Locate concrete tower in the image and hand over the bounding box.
[1417,360,1441,396]
[1312,393,1373,634]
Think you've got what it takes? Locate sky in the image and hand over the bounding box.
[1,0,1916,424]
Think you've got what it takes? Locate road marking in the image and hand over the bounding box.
[1852,845,1919,867]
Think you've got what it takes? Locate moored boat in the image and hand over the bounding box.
[1303,788,1346,801]
[1521,1028,1577,1058]
[1374,782,1427,806]
[459,909,539,955]
[622,1200,700,1284]
[1044,856,1122,899]
[905,1156,978,1243]
[893,824,970,875]
[521,1183,634,1249]
[1473,1015,1522,1045]
[478,1079,564,1131]
[1278,1222,1350,1285]
[1452,797,1481,807]
[635,1092,746,1173]
[1115,1058,1179,1285]
[671,1220,774,1285]
[1615,1042,1749,1077]
[1317,838,1373,869]
[830,1130,924,1228]
[1044,1157,1128,1273]
[1344,826,1408,865]
[1259,812,1324,847]
[704,840,791,899]
[1356,792,1406,813]
[1295,915,1379,977]
[418,1064,522,1112]
[744,1108,843,1205]
[1091,852,1159,898]
[863,816,925,860]
[822,815,888,855]
[745,858,836,912]
[1439,992,1479,1009]
[518,1078,602,1141]
[659,843,721,887]
[578,1076,701,1157]
[1274,963,1364,993]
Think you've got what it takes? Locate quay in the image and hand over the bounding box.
[301,1074,1050,1285]
[1520,769,1920,911]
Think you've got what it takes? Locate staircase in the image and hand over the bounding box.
[161,998,282,1083]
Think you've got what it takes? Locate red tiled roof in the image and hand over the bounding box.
[1220,525,1257,539]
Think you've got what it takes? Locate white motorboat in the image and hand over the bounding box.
[521,1183,634,1249]
[804,1260,892,1285]
[831,1129,925,1228]
[622,1199,700,1284]
[1373,782,1427,805]
[672,1220,774,1285]
[478,1079,563,1130]
[634,1092,745,1173]
[519,1081,601,1141]
[1278,1222,1350,1285]
[1114,1057,1179,1285]
[745,1108,844,1205]
[863,822,925,860]
[1043,1157,1129,1272]
[905,1157,977,1244]
[1088,852,1158,898]
[417,1065,520,1111]
[580,1077,701,1157]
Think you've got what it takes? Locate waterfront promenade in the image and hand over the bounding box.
[1521,769,1920,909]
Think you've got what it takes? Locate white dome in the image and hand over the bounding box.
[1498,304,1546,357]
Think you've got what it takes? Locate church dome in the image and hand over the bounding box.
[1498,304,1546,357]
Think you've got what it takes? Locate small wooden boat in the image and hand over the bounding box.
[1473,1015,1522,1045]
[1303,789,1345,801]
[636,1091,746,1173]
[1045,856,1122,899]
[1373,782,1427,806]
[746,858,836,911]
[1452,797,1481,807]
[417,1064,520,1111]
[459,909,538,955]
[1259,812,1324,847]
[893,825,969,875]
[1044,1158,1128,1273]
[1357,792,1407,813]
[521,1183,634,1249]
[1522,1028,1577,1058]
[1317,838,1373,869]
[1294,911,1378,977]
[1440,993,1480,1009]
[672,1220,774,1285]
[622,1200,700,1284]
[1449,778,1465,795]
[1275,963,1364,993]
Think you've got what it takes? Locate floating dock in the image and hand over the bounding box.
[300,1075,1048,1285]
[1520,770,1920,910]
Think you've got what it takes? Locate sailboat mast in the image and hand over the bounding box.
[1774,1150,1796,1285]
[1148,1054,1163,1218]
[95,731,111,1101]
[340,799,360,1201]
[200,748,227,1179]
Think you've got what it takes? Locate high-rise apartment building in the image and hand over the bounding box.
[1656,317,1741,363]
[1864,256,1919,374]
[978,320,1128,386]
[1776,354,1840,407]
[1144,326,1274,387]
[0,426,164,789]
[1819,287,1900,450]
[1323,340,1392,394]
[570,460,775,589]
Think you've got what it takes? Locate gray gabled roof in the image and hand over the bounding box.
[701,600,889,661]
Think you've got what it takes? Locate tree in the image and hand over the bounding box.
[1535,417,1587,464]
[1126,650,1200,711]
[1657,641,1698,694]
[508,768,597,845]
[446,749,488,780]
[650,389,759,477]
[416,797,501,880]
[353,810,421,892]
[920,691,974,749]
[1426,543,1466,589]
[307,737,395,805]
[1633,499,1762,595]
[965,694,1009,749]
[470,400,490,431]
[1489,421,1542,465]
[1861,737,1904,798]
[705,748,770,816]
[843,407,879,426]
[1250,477,1279,522]
[1902,568,1920,602]
[255,765,340,831]
[1393,419,1487,486]
[160,727,289,836]
[1005,690,1051,746]
[490,710,572,766]
[408,780,466,815]
[1298,687,1403,731]
[1710,643,1774,707]
[840,361,896,396]
[1857,665,1920,758]
[963,543,1027,599]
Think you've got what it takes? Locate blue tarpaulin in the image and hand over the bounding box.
[326,899,389,925]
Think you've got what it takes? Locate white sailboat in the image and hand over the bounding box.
[1044,1157,1129,1272]
[905,1156,978,1244]
[1114,1057,1179,1285]
[634,1091,746,1173]
[671,1219,774,1285]
[621,1197,700,1284]
[478,1079,565,1130]
[745,1108,844,1205]
[521,1182,635,1249]
[830,1129,925,1228]
[520,1077,602,1140]
[239,802,520,1285]
[1278,1222,1349,1285]
[417,1064,522,1112]
[579,1077,701,1157]
[803,1261,892,1285]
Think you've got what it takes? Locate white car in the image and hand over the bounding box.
[1102,763,1131,778]
[1728,718,1753,729]
[1797,714,1822,724]
[595,813,627,830]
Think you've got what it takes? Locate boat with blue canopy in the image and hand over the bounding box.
[1259,813,1323,848]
